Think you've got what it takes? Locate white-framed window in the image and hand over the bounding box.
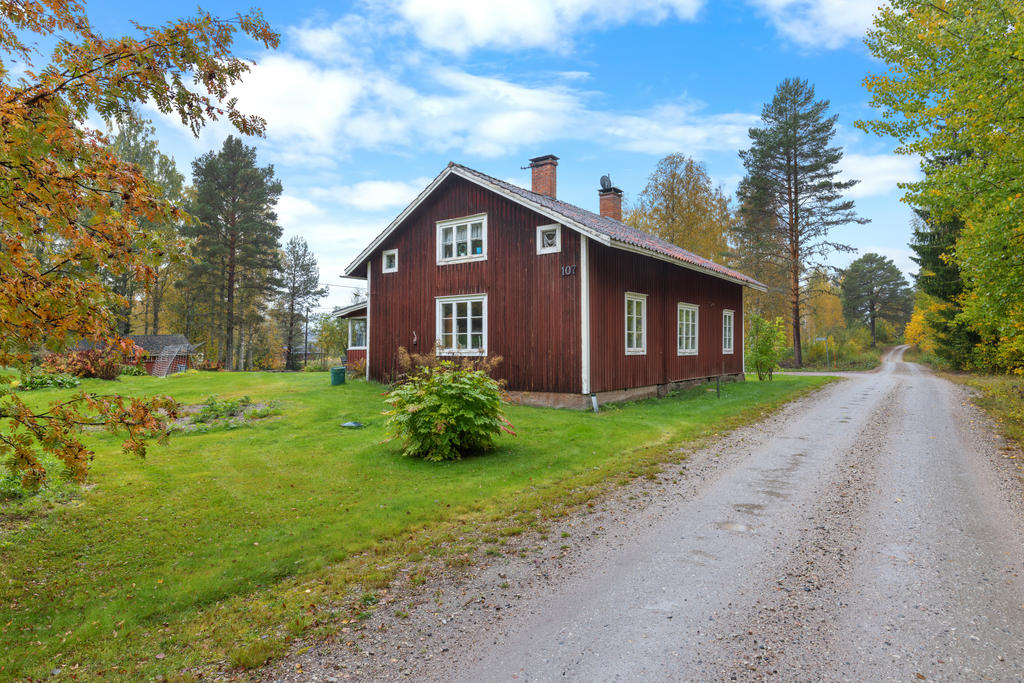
[437,214,487,264]
[624,292,647,355]
[436,294,487,356]
[382,249,398,273]
[678,303,699,356]
[349,318,367,349]
[723,309,735,354]
[536,223,561,254]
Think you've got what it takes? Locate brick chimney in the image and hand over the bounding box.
[599,185,623,222]
[529,154,558,198]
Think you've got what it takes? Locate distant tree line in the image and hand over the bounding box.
[106,114,327,370]
[627,77,910,367]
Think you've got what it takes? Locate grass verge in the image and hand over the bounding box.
[0,371,833,680]
[943,373,1024,445]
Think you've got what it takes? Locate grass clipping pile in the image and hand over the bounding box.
[383,348,515,461]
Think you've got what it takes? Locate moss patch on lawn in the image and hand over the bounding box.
[0,371,831,680]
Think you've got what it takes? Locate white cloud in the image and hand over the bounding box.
[310,178,434,211]
[841,153,919,198]
[395,0,705,54]
[601,105,759,155]
[745,0,882,49]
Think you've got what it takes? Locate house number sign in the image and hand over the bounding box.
[560,265,577,277]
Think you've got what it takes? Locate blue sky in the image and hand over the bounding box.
[87,0,917,311]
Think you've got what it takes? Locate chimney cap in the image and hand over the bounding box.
[528,154,559,166]
[598,185,623,196]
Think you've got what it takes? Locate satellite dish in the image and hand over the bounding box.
[600,174,613,190]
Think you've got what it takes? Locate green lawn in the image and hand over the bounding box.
[0,371,831,680]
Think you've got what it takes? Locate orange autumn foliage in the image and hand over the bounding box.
[0,1,279,486]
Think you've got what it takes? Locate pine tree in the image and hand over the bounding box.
[840,253,913,347]
[737,77,868,366]
[186,136,283,370]
[278,237,328,370]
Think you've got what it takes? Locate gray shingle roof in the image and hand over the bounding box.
[453,163,765,289]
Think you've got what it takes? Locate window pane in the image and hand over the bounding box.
[443,243,453,258]
[457,333,469,348]
[471,317,482,334]
[471,334,483,349]
[471,222,481,239]
[471,238,483,255]
[456,302,467,318]
[456,224,467,242]
[471,301,482,317]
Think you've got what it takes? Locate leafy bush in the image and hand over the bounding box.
[16,369,81,391]
[745,315,788,381]
[384,362,515,461]
[42,348,125,379]
[119,363,149,376]
[193,395,253,423]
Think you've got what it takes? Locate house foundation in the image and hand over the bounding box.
[505,372,745,410]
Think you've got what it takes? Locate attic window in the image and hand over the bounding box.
[536,224,561,254]
[382,249,398,273]
[437,214,487,264]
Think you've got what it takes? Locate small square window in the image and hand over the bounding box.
[382,249,398,273]
[536,224,561,254]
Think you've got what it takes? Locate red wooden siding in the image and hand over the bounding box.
[588,242,743,393]
[367,176,582,393]
[344,348,366,371]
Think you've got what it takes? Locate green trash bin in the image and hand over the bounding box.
[330,366,346,386]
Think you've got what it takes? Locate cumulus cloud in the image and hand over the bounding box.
[840,153,920,199]
[395,0,705,54]
[309,178,435,211]
[745,0,882,49]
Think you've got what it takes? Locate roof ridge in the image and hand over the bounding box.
[453,163,764,289]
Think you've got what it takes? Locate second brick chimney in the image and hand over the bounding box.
[529,154,558,198]
[599,184,623,222]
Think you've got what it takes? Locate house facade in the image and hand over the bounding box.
[344,155,765,408]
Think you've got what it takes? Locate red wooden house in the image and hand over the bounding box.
[344,155,766,408]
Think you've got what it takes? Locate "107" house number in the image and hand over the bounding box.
[560,265,577,276]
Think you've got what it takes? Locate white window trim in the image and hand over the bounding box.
[381,249,398,273]
[347,317,367,350]
[536,223,561,255]
[436,213,488,265]
[435,293,488,357]
[624,292,647,356]
[723,309,735,355]
[677,303,699,356]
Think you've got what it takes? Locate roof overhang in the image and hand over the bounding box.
[334,301,368,319]
[342,163,767,292]
[607,241,768,292]
[343,165,613,277]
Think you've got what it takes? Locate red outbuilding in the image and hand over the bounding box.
[344,155,766,408]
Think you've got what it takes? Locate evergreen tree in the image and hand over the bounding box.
[737,77,868,366]
[840,253,913,347]
[626,153,733,261]
[186,136,283,370]
[909,210,978,368]
[278,237,328,370]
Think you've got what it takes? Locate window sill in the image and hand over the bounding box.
[437,349,487,357]
[625,349,646,356]
[437,255,487,266]
[677,350,698,356]
[347,346,367,351]
[723,350,734,355]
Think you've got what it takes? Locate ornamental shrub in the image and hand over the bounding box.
[383,362,515,462]
[16,368,81,391]
[42,348,125,379]
[745,315,788,381]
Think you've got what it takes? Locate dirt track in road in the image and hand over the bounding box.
[273,347,1024,682]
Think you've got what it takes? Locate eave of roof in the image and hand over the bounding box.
[343,162,766,292]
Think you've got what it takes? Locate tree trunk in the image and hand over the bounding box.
[224,232,237,371]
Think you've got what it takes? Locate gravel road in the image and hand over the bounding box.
[273,347,1024,682]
